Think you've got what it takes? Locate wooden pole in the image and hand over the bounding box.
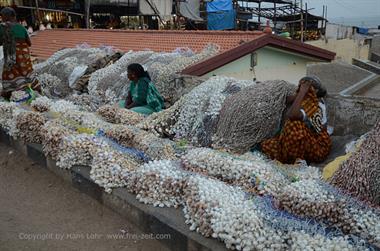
[85,0,91,28]
[258,1,261,27]
[35,0,40,24]
[305,2,307,35]
[300,0,303,42]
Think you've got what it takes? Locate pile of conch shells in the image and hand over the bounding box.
[0,102,18,131]
[126,160,188,208]
[15,111,46,143]
[31,96,52,112]
[97,105,144,125]
[331,120,380,206]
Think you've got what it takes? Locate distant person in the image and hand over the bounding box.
[0,7,38,100]
[21,19,27,28]
[46,23,52,29]
[122,63,164,115]
[27,26,34,35]
[260,76,331,164]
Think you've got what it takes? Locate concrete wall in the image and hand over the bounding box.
[370,35,380,56]
[307,38,370,64]
[326,95,380,136]
[307,62,373,94]
[204,46,322,85]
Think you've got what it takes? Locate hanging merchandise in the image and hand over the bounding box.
[207,9,236,30]
[206,0,233,12]
[139,0,173,21]
[179,0,203,21]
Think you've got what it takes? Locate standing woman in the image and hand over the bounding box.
[0,7,36,100]
[124,63,164,115]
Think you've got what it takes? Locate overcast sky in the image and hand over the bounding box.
[304,0,380,18]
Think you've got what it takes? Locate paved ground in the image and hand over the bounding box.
[0,143,169,251]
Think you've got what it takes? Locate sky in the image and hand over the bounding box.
[302,0,380,18]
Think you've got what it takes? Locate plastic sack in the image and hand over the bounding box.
[69,65,88,88]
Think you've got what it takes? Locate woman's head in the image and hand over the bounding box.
[0,7,16,22]
[299,76,327,98]
[127,63,150,81]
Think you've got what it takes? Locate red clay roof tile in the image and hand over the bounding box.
[31,29,265,60]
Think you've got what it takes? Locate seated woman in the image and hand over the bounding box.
[124,63,164,115]
[261,76,331,164]
[0,7,38,100]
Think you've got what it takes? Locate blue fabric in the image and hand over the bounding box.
[207,10,236,30]
[206,0,233,12]
[357,27,369,35]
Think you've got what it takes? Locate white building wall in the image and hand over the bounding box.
[204,46,322,85]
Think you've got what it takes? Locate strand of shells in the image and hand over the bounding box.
[56,134,108,169]
[97,105,144,125]
[91,145,141,193]
[331,120,380,206]
[40,120,72,159]
[37,73,63,97]
[126,160,188,208]
[31,96,52,112]
[49,100,80,114]
[15,111,46,143]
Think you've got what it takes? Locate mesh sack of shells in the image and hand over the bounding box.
[88,51,154,103]
[148,44,219,103]
[56,134,108,169]
[10,90,30,102]
[275,180,356,233]
[15,111,47,143]
[126,160,188,208]
[171,76,255,146]
[37,73,64,98]
[66,94,102,112]
[136,98,184,138]
[331,120,380,206]
[34,48,84,73]
[49,99,81,115]
[181,147,300,195]
[213,80,297,153]
[0,102,18,131]
[91,145,141,193]
[97,105,144,125]
[40,120,73,159]
[31,96,52,112]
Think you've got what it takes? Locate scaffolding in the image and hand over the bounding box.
[234,0,328,41]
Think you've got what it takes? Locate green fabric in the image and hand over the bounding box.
[0,23,28,40]
[131,106,155,115]
[129,77,164,113]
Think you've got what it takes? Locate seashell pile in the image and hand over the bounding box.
[97,105,144,125]
[37,73,63,97]
[56,134,108,169]
[126,160,188,208]
[15,111,47,143]
[40,120,72,159]
[49,99,80,114]
[331,120,380,206]
[66,94,102,112]
[104,125,135,147]
[31,96,52,112]
[91,146,141,193]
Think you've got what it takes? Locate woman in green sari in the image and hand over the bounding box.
[124,63,164,115]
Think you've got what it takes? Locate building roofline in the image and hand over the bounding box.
[182,34,336,76]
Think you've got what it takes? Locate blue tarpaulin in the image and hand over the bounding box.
[207,9,236,30]
[357,27,369,35]
[206,0,233,12]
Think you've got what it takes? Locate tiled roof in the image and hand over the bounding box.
[30,29,265,60]
[182,34,336,76]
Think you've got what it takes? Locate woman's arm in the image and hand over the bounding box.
[285,82,310,120]
[26,35,31,46]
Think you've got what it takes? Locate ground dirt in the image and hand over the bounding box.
[0,143,170,251]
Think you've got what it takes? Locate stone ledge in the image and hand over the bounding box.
[0,130,227,251]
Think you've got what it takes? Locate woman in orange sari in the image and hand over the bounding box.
[0,7,37,100]
[261,76,331,164]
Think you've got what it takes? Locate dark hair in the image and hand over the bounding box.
[300,76,327,98]
[0,7,16,19]
[127,63,151,80]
